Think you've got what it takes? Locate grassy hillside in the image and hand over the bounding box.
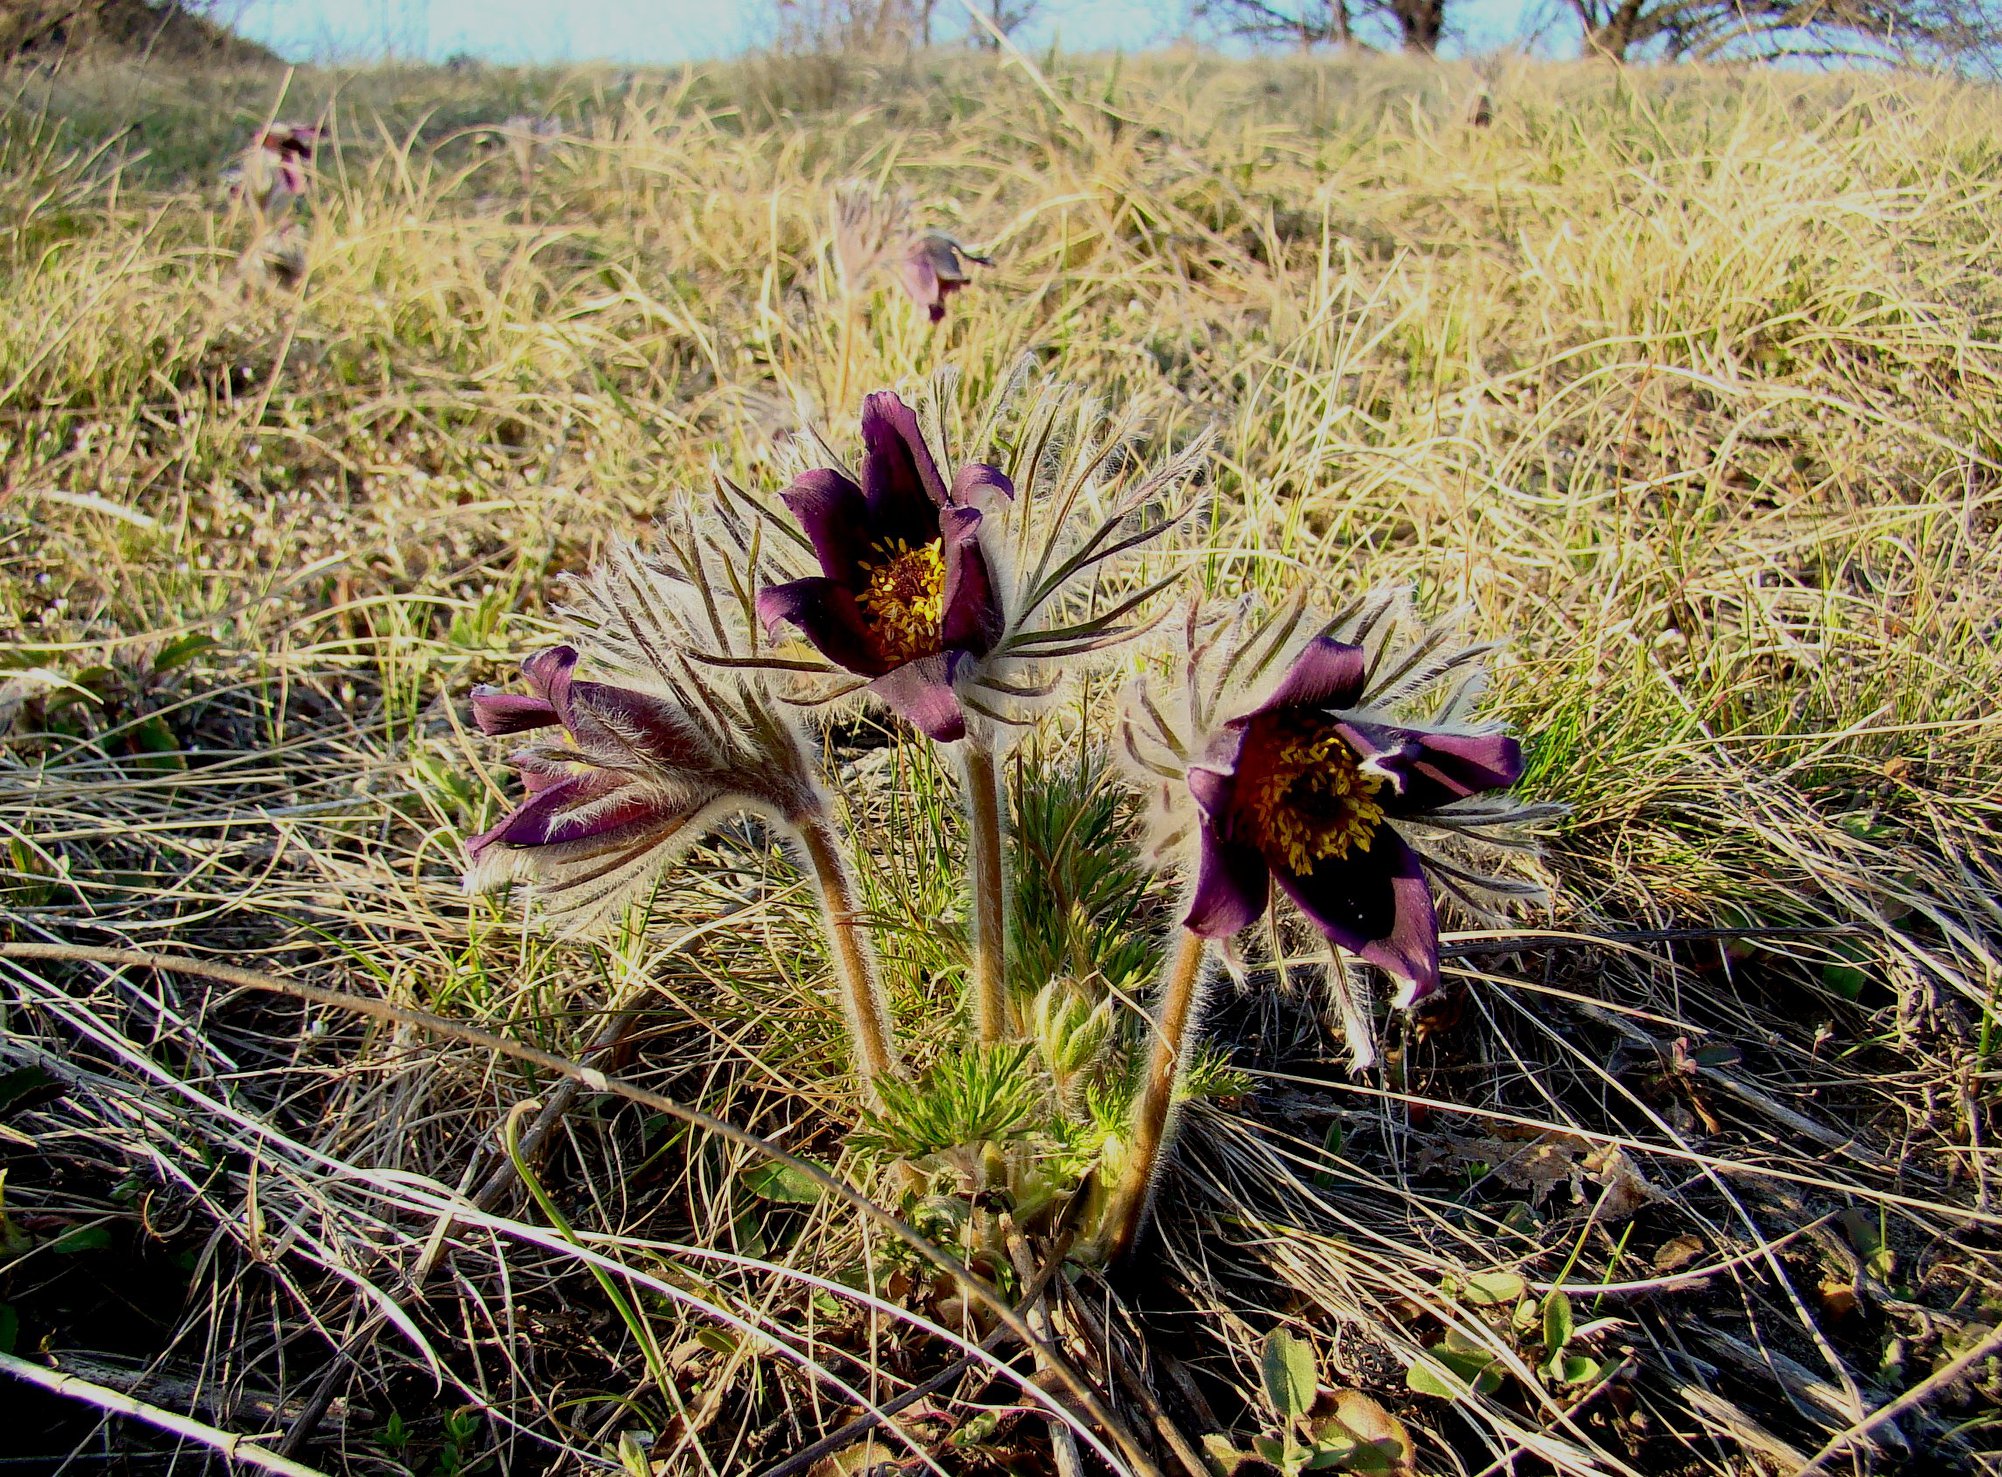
[3,46,2001,1475]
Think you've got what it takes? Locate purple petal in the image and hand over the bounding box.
[521,646,579,717]
[1186,722,1251,823]
[474,646,577,733]
[859,391,949,542]
[470,783,687,860]
[467,775,600,854]
[1185,762,1236,824]
[510,748,576,793]
[267,124,318,159]
[1183,829,1270,937]
[868,652,965,741]
[1336,722,1521,815]
[949,461,1015,511]
[1272,829,1440,1006]
[1257,637,1369,717]
[897,251,945,322]
[1398,731,1524,812]
[780,467,872,582]
[1329,720,1423,798]
[757,577,887,676]
[568,682,710,769]
[471,688,558,736]
[917,234,990,280]
[939,506,1003,657]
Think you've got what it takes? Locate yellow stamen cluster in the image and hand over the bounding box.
[854,536,946,667]
[1236,715,1386,874]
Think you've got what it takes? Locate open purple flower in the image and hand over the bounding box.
[466,643,815,929]
[897,233,993,323]
[755,391,1011,743]
[1180,635,1525,1006]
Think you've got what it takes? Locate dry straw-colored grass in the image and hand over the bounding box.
[3,41,2001,1476]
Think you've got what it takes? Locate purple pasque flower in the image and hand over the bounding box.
[828,184,991,323]
[233,123,318,217]
[1178,634,1526,1007]
[755,390,1012,743]
[897,233,993,324]
[466,642,814,929]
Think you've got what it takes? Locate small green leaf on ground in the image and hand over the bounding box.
[128,713,185,771]
[1406,1348,1501,1401]
[153,633,215,672]
[1821,939,1874,998]
[1560,1355,1603,1386]
[741,1159,826,1204]
[49,1224,111,1254]
[0,1067,61,1116]
[1543,1289,1574,1358]
[1305,1437,1361,1469]
[1462,1269,1526,1306]
[1840,1206,1896,1280]
[1200,1433,1246,1474]
[1262,1327,1319,1422]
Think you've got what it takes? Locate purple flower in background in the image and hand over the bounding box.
[829,185,993,324]
[897,233,993,324]
[755,391,1011,742]
[466,643,814,927]
[230,123,318,219]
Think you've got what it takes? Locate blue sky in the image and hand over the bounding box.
[224,0,1538,64]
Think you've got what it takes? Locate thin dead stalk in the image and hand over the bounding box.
[0,1351,331,1477]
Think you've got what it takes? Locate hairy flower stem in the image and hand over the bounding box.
[1099,927,1209,1260]
[793,809,899,1093]
[964,740,1009,1043]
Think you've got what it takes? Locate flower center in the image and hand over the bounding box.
[854,536,946,667]
[1235,713,1385,874]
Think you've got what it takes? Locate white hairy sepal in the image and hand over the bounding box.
[467,795,787,938]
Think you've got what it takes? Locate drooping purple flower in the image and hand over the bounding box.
[1178,635,1526,1006]
[465,643,815,928]
[231,123,318,219]
[755,391,1011,743]
[828,184,992,324]
[897,233,993,324]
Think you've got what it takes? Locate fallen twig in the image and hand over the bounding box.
[0,1350,330,1477]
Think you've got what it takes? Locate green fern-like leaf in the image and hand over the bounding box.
[855,1043,1046,1159]
[1009,751,1159,994]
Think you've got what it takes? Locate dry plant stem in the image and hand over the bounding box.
[406,1004,644,1283]
[792,807,899,1089]
[1796,1321,2002,1475]
[1102,927,1209,1261]
[758,1216,1084,1477]
[964,739,1010,1043]
[0,942,1156,1477]
[835,292,858,410]
[1057,1275,1213,1477]
[1005,1222,1086,1477]
[0,1351,329,1477]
